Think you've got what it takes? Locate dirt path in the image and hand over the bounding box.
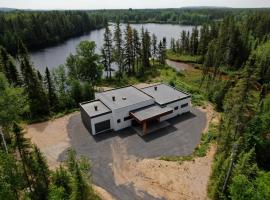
[166,59,194,71]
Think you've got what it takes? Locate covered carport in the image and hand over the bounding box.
[130,105,173,136]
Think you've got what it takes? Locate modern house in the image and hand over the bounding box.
[80,83,191,136]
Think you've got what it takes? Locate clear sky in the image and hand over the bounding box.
[0,0,270,10]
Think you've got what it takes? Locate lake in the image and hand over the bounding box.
[30,23,195,72]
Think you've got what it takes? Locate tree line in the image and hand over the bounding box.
[0,11,106,54]
[182,12,270,200]
[101,20,166,79]
[90,8,270,25]
[0,43,101,200]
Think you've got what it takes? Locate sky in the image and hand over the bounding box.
[0,0,270,10]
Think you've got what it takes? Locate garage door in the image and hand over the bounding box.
[94,120,111,133]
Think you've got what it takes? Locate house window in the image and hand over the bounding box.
[181,103,189,108]
[124,116,132,121]
[117,119,121,123]
[174,106,179,110]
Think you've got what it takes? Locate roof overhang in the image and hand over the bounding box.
[130,105,173,123]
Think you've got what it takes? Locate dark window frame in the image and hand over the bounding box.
[124,116,132,121]
[181,103,189,108]
[174,106,179,110]
[117,119,121,123]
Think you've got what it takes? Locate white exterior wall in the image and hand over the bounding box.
[112,99,155,131]
[160,97,191,122]
[90,113,113,135]
[180,97,191,114]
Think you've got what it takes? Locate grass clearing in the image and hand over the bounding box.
[167,51,203,63]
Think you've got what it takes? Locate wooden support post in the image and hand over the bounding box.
[143,121,147,135]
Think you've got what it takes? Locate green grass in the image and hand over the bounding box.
[167,51,203,63]
[153,64,207,106]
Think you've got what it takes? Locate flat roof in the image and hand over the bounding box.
[130,105,173,122]
[80,100,111,118]
[141,84,190,105]
[95,86,153,110]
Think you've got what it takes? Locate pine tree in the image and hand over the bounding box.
[30,145,50,200]
[133,28,141,72]
[113,19,124,78]
[102,21,113,79]
[170,38,176,53]
[151,34,157,66]
[18,41,49,118]
[45,67,59,112]
[0,151,23,200]
[190,26,199,55]
[124,23,134,75]
[0,46,20,86]
[158,40,166,65]
[141,28,151,69]
[13,123,33,194]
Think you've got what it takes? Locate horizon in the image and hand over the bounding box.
[1,0,270,10]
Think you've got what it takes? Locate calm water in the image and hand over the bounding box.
[30,23,195,72]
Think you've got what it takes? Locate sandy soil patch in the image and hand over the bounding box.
[166,60,194,71]
[93,185,116,200]
[26,112,78,169]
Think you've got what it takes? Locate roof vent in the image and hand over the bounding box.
[94,105,98,111]
[122,97,127,100]
[112,96,116,101]
[154,86,158,91]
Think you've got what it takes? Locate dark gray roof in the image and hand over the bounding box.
[130,105,173,122]
[80,100,111,118]
[95,86,153,110]
[141,84,190,105]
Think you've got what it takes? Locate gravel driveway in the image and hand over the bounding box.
[62,107,206,200]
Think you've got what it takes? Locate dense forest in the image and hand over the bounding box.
[0,11,106,54]
[0,7,270,200]
[165,10,270,200]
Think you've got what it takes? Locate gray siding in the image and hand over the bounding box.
[80,106,92,134]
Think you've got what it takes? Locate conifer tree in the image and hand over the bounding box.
[133,28,141,72]
[113,19,124,78]
[141,29,151,69]
[0,46,20,86]
[157,40,166,65]
[30,145,50,200]
[151,34,157,66]
[124,23,134,75]
[102,21,113,79]
[45,67,59,112]
[18,41,49,118]
[190,26,199,55]
[13,123,33,193]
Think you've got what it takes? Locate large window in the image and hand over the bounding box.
[181,103,189,108]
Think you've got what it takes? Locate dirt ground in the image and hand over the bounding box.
[110,104,217,200]
[166,60,194,71]
[26,103,217,200]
